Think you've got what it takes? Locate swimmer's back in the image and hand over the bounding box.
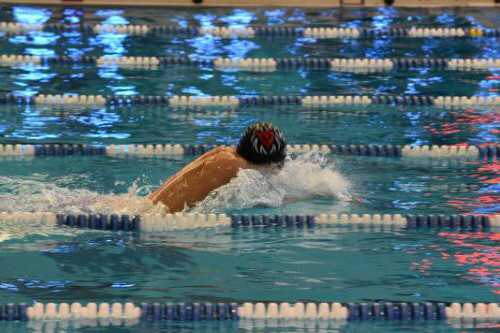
[148,147,254,213]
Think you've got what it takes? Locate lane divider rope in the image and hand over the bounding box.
[0,22,44,34]
[0,301,498,321]
[0,143,498,158]
[1,93,499,108]
[1,22,499,38]
[0,213,498,231]
[0,55,498,71]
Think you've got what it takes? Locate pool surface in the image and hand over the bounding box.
[0,4,498,333]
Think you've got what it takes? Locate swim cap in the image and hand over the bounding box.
[236,122,287,165]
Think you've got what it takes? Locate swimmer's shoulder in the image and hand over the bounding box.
[205,146,255,169]
[210,146,236,154]
[197,146,233,160]
[203,146,237,160]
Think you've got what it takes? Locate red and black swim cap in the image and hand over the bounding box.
[236,122,287,165]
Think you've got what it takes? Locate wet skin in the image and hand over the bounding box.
[148,147,256,213]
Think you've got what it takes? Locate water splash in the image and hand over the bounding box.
[0,176,163,242]
[0,153,351,240]
[192,153,352,212]
[0,176,161,216]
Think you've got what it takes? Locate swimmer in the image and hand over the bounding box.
[148,122,287,213]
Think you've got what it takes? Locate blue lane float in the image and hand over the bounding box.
[0,301,498,322]
[0,55,499,72]
[34,144,107,156]
[2,22,498,38]
[0,143,498,158]
[2,93,499,108]
[56,214,141,231]
[1,212,498,232]
[45,213,499,231]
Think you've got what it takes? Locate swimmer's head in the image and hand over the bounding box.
[237,122,287,165]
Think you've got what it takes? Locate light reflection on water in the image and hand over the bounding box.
[13,6,52,24]
[409,231,500,296]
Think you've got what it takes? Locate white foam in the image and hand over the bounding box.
[0,176,165,240]
[0,175,162,215]
[192,153,352,212]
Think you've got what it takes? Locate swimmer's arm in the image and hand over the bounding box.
[148,149,250,213]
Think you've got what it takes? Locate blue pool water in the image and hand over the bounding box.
[0,4,498,333]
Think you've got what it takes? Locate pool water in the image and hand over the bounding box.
[0,4,498,333]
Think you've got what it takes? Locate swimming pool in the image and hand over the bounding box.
[0,4,498,333]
